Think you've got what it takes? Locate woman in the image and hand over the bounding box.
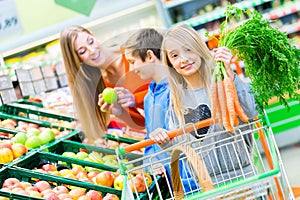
[60,26,150,140]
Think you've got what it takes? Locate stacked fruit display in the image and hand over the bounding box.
[0,140,28,164]
[0,177,120,200]
[0,118,70,146]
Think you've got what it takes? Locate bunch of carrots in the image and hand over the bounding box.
[211,61,249,133]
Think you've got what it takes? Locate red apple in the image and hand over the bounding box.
[58,193,73,200]
[34,180,51,192]
[44,193,60,200]
[87,171,100,179]
[72,165,87,176]
[86,190,103,200]
[25,186,39,193]
[0,142,12,150]
[2,178,21,189]
[20,181,32,189]
[76,171,88,180]
[136,172,152,187]
[41,189,56,197]
[103,193,119,200]
[52,185,69,195]
[41,164,57,172]
[78,196,92,200]
[11,143,28,158]
[69,188,86,199]
[0,147,14,164]
[129,176,146,193]
[11,187,29,195]
[29,190,43,198]
[94,171,114,187]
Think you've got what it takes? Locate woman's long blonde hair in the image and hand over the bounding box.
[60,26,109,140]
[161,24,215,126]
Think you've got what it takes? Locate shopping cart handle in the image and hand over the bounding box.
[124,118,214,153]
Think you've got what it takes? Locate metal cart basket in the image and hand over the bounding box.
[116,113,294,200]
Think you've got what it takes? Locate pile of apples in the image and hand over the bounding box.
[0,177,120,200]
[0,140,28,164]
[34,160,152,194]
[60,151,119,169]
[0,119,70,148]
[82,138,143,155]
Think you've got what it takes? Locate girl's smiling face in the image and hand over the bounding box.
[165,39,201,77]
[74,32,106,68]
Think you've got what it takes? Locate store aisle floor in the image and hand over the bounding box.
[278,143,300,199]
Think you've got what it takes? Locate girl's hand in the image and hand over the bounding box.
[150,128,170,144]
[213,46,235,80]
[114,87,136,108]
[98,93,123,116]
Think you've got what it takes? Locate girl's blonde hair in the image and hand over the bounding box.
[161,24,215,126]
[60,26,109,140]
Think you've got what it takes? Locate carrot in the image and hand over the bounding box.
[225,106,235,133]
[232,86,249,122]
[223,76,236,127]
[234,115,239,126]
[217,77,227,130]
[210,81,217,120]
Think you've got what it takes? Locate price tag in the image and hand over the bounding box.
[55,61,66,75]
[16,69,31,82]
[0,0,23,39]
[58,74,68,87]
[29,67,43,81]
[41,65,55,78]
[0,75,13,90]
[19,82,35,96]
[0,88,17,104]
[44,77,58,90]
[32,79,46,94]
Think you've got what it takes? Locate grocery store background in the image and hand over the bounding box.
[0,0,300,198]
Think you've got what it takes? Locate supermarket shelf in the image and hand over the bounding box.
[176,0,272,27]
[1,0,154,58]
[280,21,300,35]
[203,1,300,42]
[165,0,211,8]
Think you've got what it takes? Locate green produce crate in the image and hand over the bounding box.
[264,99,300,134]
[0,112,79,142]
[14,151,118,173]
[1,103,76,123]
[40,139,142,161]
[105,133,141,144]
[0,166,122,199]
[16,97,43,108]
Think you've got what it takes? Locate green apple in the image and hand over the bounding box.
[41,128,55,140]
[105,159,118,167]
[25,136,41,148]
[38,131,55,145]
[102,87,118,104]
[26,128,40,137]
[76,152,89,160]
[102,155,116,162]
[12,132,27,145]
[62,152,76,158]
[89,152,104,164]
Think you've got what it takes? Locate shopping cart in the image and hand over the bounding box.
[116,111,295,200]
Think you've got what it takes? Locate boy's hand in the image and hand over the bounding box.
[114,87,136,107]
[150,128,170,144]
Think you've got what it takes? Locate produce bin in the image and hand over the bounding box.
[0,166,121,199]
[0,103,76,130]
[40,139,142,161]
